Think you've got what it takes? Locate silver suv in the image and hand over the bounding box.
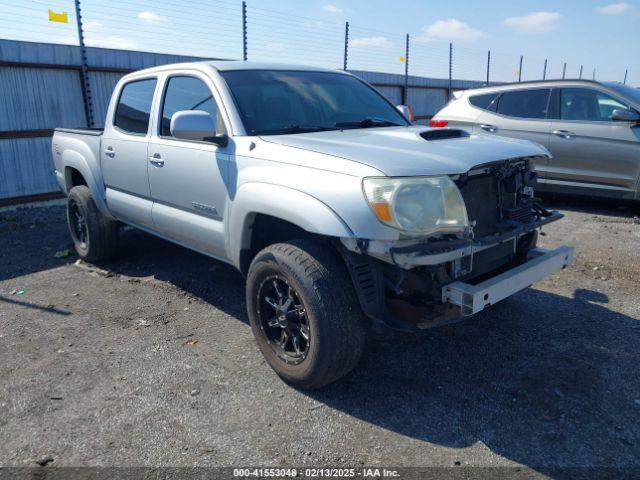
[431,80,640,201]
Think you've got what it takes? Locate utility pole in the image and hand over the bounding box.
[343,22,349,70]
[623,69,628,84]
[402,34,409,105]
[448,43,453,98]
[242,1,248,61]
[562,62,567,79]
[486,50,491,84]
[592,68,596,80]
[73,0,94,128]
[579,65,583,79]
[542,59,547,80]
[518,55,523,82]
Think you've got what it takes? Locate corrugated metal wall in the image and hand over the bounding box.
[1,39,486,202]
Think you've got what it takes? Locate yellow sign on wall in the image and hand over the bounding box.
[48,10,69,23]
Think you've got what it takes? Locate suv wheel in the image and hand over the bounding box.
[246,239,366,389]
[67,185,118,262]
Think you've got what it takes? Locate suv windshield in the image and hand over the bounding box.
[220,70,409,136]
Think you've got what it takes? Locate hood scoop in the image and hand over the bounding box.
[420,128,470,141]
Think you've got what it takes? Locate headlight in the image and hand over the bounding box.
[362,176,468,235]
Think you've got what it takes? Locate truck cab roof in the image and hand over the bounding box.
[130,60,345,76]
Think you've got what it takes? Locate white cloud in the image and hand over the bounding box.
[85,35,139,50]
[322,4,343,14]
[597,2,632,14]
[137,11,167,24]
[504,12,561,32]
[264,42,286,51]
[415,19,484,42]
[82,20,103,31]
[350,36,393,49]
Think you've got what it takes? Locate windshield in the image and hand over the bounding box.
[605,82,640,107]
[220,70,410,135]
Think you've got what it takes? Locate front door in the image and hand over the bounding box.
[547,87,640,198]
[101,77,158,229]
[147,73,231,259]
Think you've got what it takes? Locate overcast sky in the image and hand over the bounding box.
[1,0,637,85]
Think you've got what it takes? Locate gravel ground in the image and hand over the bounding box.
[0,197,639,477]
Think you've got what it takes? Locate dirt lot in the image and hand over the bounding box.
[1,197,639,476]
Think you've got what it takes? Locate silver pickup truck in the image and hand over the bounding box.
[52,61,573,388]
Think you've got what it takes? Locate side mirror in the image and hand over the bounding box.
[611,108,640,123]
[396,105,413,122]
[170,110,226,144]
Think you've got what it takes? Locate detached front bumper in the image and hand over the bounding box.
[442,246,574,316]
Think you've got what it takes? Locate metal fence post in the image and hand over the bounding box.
[448,43,452,99]
[562,62,566,79]
[402,34,409,105]
[73,0,94,128]
[579,65,583,79]
[486,50,490,84]
[518,55,523,82]
[242,1,248,61]
[623,69,628,84]
[543,59,547,80]
[343,21,349,70]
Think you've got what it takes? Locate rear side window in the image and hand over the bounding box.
[495,89,550,119]
[160,76,221,137]
[114,78,157,135]
[469,93,498,111]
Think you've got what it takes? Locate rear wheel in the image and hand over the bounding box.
[67,185,118,262]
[246,239,366,389]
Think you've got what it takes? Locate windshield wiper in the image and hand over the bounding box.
[253,124,340,135]
[334,118,404,129]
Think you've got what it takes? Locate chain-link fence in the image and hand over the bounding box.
[0,0,633,86]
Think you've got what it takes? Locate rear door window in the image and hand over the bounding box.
[469,93,498,111]
[495,89,551,119]
[114,78,157,135]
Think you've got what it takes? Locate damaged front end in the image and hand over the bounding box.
[341,157,573,331]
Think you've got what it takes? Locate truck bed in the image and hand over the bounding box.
[51,128,104,195]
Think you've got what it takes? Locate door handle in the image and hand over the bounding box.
[104,147,115,158]
[553,130,576,140]
[480,124,498,133]
[148,153,164,168]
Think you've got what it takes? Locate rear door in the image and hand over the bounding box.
[146,72,231,259]
[101,77,158,229]
[546,87,640,198]
[475,88,552,188]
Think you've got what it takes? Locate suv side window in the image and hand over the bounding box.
[114,78,157,135]
[160,76,222,137]
[560,88,628,122]
[495,89,550,119]
[469,93,498,111]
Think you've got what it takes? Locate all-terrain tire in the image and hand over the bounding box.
[246,239,367,389]
[66,185,118,262]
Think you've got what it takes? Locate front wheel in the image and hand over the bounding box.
[246,239,366,389]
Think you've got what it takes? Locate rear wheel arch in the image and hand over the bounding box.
[65,166,87,191]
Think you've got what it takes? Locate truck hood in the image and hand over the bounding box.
[260,126,549,176]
